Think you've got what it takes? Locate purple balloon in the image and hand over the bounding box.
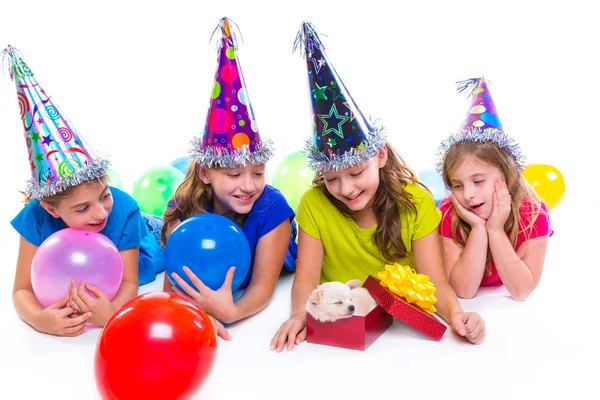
[31,228,123,309]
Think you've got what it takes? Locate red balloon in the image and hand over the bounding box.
[94,292,217,400]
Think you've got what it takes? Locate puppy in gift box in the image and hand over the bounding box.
[305,278,393,351]
[306,280,377,322]
[305,264,448,351]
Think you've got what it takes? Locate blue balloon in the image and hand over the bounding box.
[418,170,448,206]
[169,156,192,174]
[165,214,251,292]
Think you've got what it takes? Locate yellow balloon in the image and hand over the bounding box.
[523,164,565,210]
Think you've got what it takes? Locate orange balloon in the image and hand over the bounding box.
[523,164,565,210]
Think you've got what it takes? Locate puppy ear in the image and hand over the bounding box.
[345,279,362,290]
[308,288,322,305]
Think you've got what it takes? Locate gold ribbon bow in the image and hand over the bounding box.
[377,263,438,314]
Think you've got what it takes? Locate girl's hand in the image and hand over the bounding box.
[35,293,91,337]
[449,311,486,345]
[69,281,116,326]
[451,194,486,228]
[270,313,307,352]
[487,181,512,233]
[207,315,232,341]
[69,279,89,313]
[171,266,239,324]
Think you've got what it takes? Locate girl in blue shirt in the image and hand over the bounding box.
[4,45,163,336]
[162,18,297,337]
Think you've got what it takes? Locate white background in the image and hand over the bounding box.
[0,1,598,399]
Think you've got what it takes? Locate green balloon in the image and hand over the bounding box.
[106,168,123,190]
[272,151,315,212]
[132,166,185,217]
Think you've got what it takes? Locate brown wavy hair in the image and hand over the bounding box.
[160,161,246,245]
[313,142,426,262]
[441,141,545,252]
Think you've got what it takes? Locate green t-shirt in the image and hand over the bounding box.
[296,182,442,283]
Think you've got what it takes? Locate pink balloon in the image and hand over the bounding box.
[31,228,123,308]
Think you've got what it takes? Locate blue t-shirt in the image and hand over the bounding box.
[173,184,298,288]
[10,186,163,286]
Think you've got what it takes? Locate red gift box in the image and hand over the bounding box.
[363,275,447,341]
[306,304,393,351]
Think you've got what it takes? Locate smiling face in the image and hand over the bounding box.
[198,163,266,216]
[448,155,505,220]
[321,147,388,213]
[40,178,113,232]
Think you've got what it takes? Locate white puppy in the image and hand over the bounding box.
[349,280,377,317]
[306,279,377,322]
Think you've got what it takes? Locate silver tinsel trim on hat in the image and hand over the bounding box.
[210,17,243,53]
[455,77,496,97]
[188,137,274,169]
[293,21,326,56]
[455,78,481,97]
[304,117,387,173]
[26,156,111,200]
[435,127,526,173]
[1,45,21,77]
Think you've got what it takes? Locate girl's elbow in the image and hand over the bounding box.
[509,289,532,302]
[262,296,274,310]
[449,276,478,299]
[11,291,20,308]
[508,279,537,301]
[455,287,477,299]
[12,285,31,298]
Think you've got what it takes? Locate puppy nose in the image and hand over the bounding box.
[348,305,355,312]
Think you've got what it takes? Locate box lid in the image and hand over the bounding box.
[363,275,447,341]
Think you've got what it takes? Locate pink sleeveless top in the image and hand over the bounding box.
[438,197,553,286]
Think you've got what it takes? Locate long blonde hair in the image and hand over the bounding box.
[442,141,544,250]
[313,142,425,262]
[160,161,246,245]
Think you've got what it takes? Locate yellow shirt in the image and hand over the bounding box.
[296,183,442,284]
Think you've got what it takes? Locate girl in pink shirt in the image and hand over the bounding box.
[437,77,553,301]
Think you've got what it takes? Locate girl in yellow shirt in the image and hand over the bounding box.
[271,22,486,351]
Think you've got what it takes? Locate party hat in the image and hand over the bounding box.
[1,45,109,199]
[436,77,525,172]
[189,17,274,169]
[293,22,386,173]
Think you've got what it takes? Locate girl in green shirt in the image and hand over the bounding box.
[271,22,486,351]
